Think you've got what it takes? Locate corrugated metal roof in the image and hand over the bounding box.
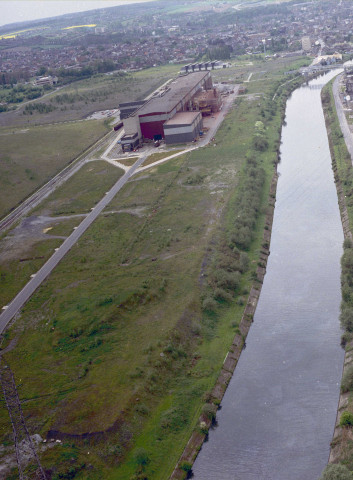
[164,111,201,126]
[137,71,209,116]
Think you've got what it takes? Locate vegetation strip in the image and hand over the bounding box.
[170,73,313,480]
[321,78,353,477]
[169,171,278,479]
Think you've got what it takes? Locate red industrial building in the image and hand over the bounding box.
[120,70,217,149]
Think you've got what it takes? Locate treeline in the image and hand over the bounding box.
[23,102,56,115]
[207,45,233,61]
[52,60,121,84]
[340,238,353,335]
[202,151,266,313]
[0,83,50,106]
[0,70,31,85]
[200,73,307,316]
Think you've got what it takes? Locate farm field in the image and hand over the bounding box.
[0,120,110,219]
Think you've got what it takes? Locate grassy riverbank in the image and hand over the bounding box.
[321,80,353,477]
[0,57,309,480]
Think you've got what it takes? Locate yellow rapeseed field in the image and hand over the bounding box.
[62,24,96,30]
[0,26,49,40]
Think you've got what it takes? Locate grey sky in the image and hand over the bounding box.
[0,0,152,28]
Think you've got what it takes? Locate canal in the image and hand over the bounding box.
[192,70,345,480]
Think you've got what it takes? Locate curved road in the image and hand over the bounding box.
[0,155,146,335]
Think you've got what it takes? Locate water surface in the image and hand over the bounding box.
[192,70,345,480]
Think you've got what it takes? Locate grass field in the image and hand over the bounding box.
[0,161,123,309]
[0,64,181,128]
[116,157,139,167]
[0,120,110,219]
[0,55,309,480]
[141,150,183,167]
[33,160,123,216]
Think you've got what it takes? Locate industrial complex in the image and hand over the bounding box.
[119,70,222,151]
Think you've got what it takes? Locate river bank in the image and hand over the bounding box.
[190,70,344,480]
[171,73,334,480]
[322,76,353,473]
[170,170,278,480]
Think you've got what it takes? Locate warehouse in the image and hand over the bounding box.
[119,100,146,119]
[120,70,213,145]
[163,111,203,145]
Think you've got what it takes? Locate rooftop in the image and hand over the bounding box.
[164,111,201,126]
[136,71,210,116]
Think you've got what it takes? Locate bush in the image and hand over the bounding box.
[199,420,209,434]
[319,464,353,480]
[341,365,353,393]
[133,448,149,467]
[214,287,232,303]
[160,407,187,432]
[202,403,217,422]
[213,269,239,289]
[344,238,353,249]
[253,135,269,151]
[341,308,353,332]
[239,252,249,273]
[180,461,192,473]
[341,331,353,347]
[340,411,353,427]
[202,295,217,312]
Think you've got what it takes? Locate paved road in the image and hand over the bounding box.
[0,155,146,335]
[0,129,116,235]
[333,73,353,161]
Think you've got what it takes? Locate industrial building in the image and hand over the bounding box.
[164,111,203,145]
[119,100,146,119]
[119,70,220,149]
[192,88,222,115]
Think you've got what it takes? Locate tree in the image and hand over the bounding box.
[36,66,47,76]
[320,464,353,480]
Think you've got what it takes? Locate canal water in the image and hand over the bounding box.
[192,70,345,480]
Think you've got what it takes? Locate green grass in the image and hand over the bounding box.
[45,217,84,237]
[0,120,110,218]
[0,161,123,309]
[0,56,309,479]
[0,238,61,308]
[2,99,270,478]
[33,160,123,216]
[141,150,183,167]
[116,157,139,167]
